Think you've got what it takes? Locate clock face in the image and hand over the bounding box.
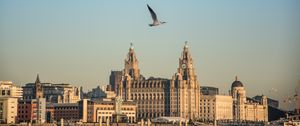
[181,64,187,69]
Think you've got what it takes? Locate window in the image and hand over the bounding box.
[2,90,5,95]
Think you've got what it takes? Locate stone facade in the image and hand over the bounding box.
[169,43,200,119]
[118,42,200,120]
[231,76,268,122]
[199,95,233,121]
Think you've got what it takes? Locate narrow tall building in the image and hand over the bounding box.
[35,74,43,99]
[170,42,200,119]
[109,71,122,93]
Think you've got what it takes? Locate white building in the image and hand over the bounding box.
[200,95,233,121]
[0,81,23,124]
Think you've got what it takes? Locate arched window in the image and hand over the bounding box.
[142,94,144,100]
[150,94,152,100]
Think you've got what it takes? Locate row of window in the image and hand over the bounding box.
[97,107,134,111]
[130,93,165,100]
[54,107,78,110]
[0,90,10,96]
[131,82,165,88]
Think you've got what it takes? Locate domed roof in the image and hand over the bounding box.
[231,76,243,88]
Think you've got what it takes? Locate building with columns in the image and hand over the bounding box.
[116,42,201,120]
[230,76,268,122]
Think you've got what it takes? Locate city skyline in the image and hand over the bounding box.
[1,0,300,110]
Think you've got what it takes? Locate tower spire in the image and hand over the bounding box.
[124,43,141,80]
[184,41,188,48]
[35,74,41,84]
[130,42,133,49]
[235,75,238,81]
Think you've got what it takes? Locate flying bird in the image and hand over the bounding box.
[147,4,166,27]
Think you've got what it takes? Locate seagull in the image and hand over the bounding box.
[147,4,166,27]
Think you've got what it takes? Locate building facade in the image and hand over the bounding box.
[53,103,80,122]
[23,75,81,103]
[199,95,233,121]
[0,81,23,124]
[80,99,137,123]
[109,71,123,92]
[231,76,268,122]
[17,98,46,124]
[86,85,116,100]
[169,42,200,119]
[118,42,201,120]
[253,95,279,108]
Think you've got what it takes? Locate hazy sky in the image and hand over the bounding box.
[1,1,299,110]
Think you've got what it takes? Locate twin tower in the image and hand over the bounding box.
[110,42,200,120]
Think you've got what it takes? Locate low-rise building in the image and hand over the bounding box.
[0,81,23,124]
[200,95,233,121]
[53,103,79,122]
[80,99,137,123]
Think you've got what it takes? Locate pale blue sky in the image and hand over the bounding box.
[0,0,299,110]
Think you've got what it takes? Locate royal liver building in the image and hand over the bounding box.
[112,42,200,120]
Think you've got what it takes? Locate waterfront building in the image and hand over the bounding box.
[199,95,233,121]
[118,42,200,120]
[230,76,268,122]
[79,99,137,123]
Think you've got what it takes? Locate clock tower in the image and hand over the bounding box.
[124,43,142,81]
[170,42,200,119]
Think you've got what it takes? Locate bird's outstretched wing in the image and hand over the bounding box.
[147,4,158,22]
